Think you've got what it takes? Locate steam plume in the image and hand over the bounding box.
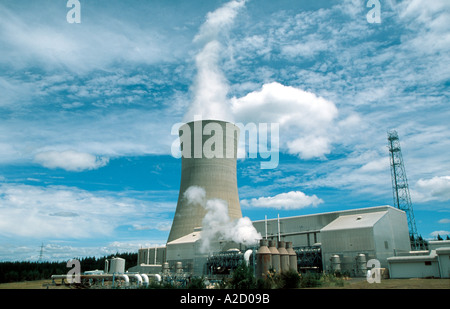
[184,186,261,253]
[184,0,246,123]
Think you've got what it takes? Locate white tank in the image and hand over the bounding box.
[330,255,341,272]
[176,261,183,274]
[162,262,170,274]
[109,257,125,274]
[356,254,367,277]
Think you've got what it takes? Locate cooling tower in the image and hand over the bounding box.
[167,119,243,243]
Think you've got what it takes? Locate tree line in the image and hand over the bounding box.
[0,252,137,284]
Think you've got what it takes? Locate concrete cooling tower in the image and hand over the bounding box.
[167,120,243,243]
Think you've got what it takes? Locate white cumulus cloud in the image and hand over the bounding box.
[231,82,338,159]
[241,191,323,210]
[34,150,109,172]
[0,183,173,240]
[413,176,450,203]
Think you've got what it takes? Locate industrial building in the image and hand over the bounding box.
[387,241,450,279]
[253,205,412,275]
[131,204,412,277]
[48,119,448,287]
[128,119,425,280]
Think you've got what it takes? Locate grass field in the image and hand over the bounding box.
[0,278,448,289]
[323,277,450,289]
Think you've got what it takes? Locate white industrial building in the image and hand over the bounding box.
[128,120,447,280]
[132,204,414,277]
[387,241,450,279]
[252,205,411,275]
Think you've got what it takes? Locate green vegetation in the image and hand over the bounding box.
[140,261,346,289]
[256,269,344,289]
[196,262,345,289]
[0,252,137,284]
[2,255,347,289]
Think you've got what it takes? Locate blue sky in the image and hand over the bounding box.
[0,0,449,262]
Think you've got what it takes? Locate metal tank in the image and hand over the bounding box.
[286,242,297,272]
[330,255,341,273]
[167,120,242,243]
[269,240,280,273]
[278,241,290,273]
[108,257,125,274]
[256,239,272,280]
[176,262,183,275]
[162,262,170,275]
[356,253,367,277]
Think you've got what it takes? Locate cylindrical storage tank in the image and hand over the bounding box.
[162,262,170,274]
[286,242,297,272]
[167,120,242,243]
[176,261,183,274]
[256,239,272,280]
[104,259,109,274]
[330,255,341,273]
[278,241,289,273]
[356,254,367,277]
[109,257,125,274]
[269,240,280,273]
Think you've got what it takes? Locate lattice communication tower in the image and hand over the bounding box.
[387,130,420,250]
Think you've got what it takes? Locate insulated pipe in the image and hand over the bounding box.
[119,274,129,286]
[244,249,253,266]
[152,274,162,282]
[141,274,149,286]
[133,274,142,286]
[277,214,280,242]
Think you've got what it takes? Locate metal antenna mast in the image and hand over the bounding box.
[387,130,419,250]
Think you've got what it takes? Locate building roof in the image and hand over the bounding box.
[320,211,387,232]
[166,230,202,245]
[387,251,438,263]
[252,205,399,224]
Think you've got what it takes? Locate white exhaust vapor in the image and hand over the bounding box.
[184,0,247,123]
[184,186,261,254]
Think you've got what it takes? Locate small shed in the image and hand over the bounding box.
[388,247,450,279]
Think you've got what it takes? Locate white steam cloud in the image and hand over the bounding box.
[183,186,261,253]
[184,0,246,123]
[183,185,207,206]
